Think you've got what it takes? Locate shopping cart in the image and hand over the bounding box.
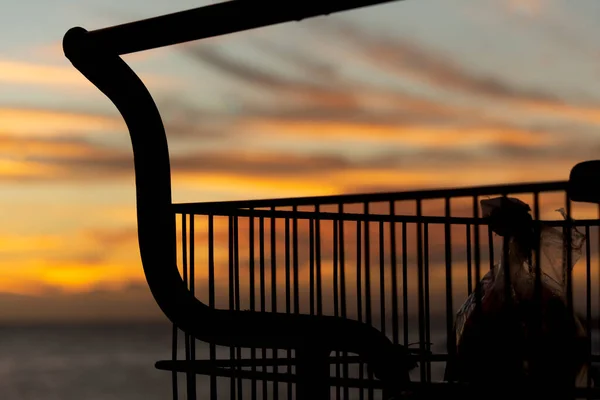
[63,1,600,399]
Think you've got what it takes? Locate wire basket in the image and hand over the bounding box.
[164,181,600,400]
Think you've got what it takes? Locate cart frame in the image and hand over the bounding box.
[63,1,600,399]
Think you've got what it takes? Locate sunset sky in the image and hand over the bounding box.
[1,0,600,323]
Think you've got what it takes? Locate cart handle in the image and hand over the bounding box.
[77,0,400,56]
[569,160,600,204]
[63,3,415,393]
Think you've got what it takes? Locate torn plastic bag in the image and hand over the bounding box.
[444,197,589,388]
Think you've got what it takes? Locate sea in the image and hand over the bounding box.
[0,323,597,400]
[0,323,175,400]
[0,323,449,400]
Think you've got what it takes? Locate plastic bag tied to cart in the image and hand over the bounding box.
[444,196,589,390]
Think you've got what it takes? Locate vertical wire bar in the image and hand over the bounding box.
[356,218,364,400]
[378,208,387,393]
[533,193,543,376]
[416,200,426,382]
[259,216,267,400]
[339,205,347,318]
[172,214,180,400]
[228,216,236,400]
[293,206,300,315]
[316,205,323,316]
[364,203,372,327]
[333,214,341,400]
[190,215,196,292]
[564,197,576,399]
[363,203,374,400]
[586,225,592,391]
[471,196,482,387]
[466,224,473,294]
[172,213,181,400]
[488,192,497,390]
[402,222,409,347]
[423,223,431,382]
[473,197,482,314]
[501,194,512,336]
[292,207,300,400]
[390,201,399,345]
[270,211,277,313]
[260,216,266,311]
[379,221,386,340]
[285,217,293,400]
[488,225,495,271]
[598,205,600,390]
[423,222,432,382]
[501,213,512,394]
[182,213,188,284]
[357,219,363,323]
[310,216,315,315]
[172,323,179,400]
[502,231,511,317]
[209,215,217,400]
[444,198,455,374]
[565,196,574,331]
[182,214,194,400]
[270,208,279,400]
[339,204,349,400]
[190,215,197,398]
[285,217,291,312]
[233,217,242,400]
[249,211,257,400]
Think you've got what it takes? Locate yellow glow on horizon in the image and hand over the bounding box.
[0,158,60,178]
[0,59,178,90]
[0,234,63,253]
[37,264,144,293]
[0,108,122,136]
[173,172,343,197]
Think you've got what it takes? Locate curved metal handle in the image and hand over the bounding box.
[62,25,410,386]
[569,160,600,204]
[63,26,211,334]
[77,0,400,55]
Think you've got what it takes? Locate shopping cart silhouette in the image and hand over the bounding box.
[63,1,600,399]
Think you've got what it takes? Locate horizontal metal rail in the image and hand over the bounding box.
[172,181,568,212]
[79,0,400,55]
[157,360,600,398]
[160,353,600,370]
[173,207,600,227]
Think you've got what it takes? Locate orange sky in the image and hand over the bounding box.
[1,0,600,323]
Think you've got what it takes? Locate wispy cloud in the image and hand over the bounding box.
[179,25,600,131]
[326,21,561,104]
[0,118,596,196]
[341,22,600,126]
[0,107,122,137]
[181,45,365,110]
[0,60,96,88]
[0,59,178,90]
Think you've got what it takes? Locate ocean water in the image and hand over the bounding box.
[0,323,596,400]
[0,323,448,400]
[0,323,175,400]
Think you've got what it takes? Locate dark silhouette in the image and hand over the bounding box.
[62,1,600,399]
[445,196,589,392]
